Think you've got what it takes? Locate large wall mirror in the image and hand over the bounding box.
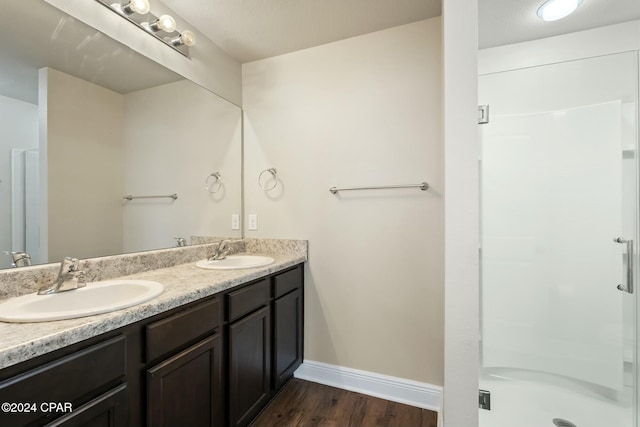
[0,1,242,269]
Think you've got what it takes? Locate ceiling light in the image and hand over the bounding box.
[172,30,197,47]
[150,15,177,32]
[537,0,582,21]
[122,0,150,15]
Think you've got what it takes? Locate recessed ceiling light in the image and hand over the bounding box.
[537,0,583,21]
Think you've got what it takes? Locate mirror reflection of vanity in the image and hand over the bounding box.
[0,0,242,269]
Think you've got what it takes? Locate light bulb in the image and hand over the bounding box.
[150,14,176,32]
[537,0,582,21]
[181,30,196,46]
[123,0,150,15]
[173,30,196,47]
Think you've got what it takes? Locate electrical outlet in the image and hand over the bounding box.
[231,214,240,230]
[248,214,258,231]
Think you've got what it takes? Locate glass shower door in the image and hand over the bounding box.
[479,51,638,427]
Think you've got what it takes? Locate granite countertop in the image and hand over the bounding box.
[0,250,306,370]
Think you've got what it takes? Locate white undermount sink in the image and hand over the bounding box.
[0,279,164,323]
[195,255,275,270]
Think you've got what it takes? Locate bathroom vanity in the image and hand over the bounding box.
[0,241,305,427]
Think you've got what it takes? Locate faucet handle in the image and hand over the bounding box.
[61,258,86,287]
[59,257,80,274]
[3,251,32,267]
[218,240,232,258]
[68,257,79,270]
[208,240,233,261]
[75,269,87,288]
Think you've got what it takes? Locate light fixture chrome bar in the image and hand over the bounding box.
[94,0,191,57]
[329,182,429,194]
[123,193,178,200]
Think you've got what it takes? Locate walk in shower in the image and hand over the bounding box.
[479,52,638,427]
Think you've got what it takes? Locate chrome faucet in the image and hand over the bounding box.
[208,240,232,261]
[3,251,32,268]
[38,257,86,295]
[174,237,187,247]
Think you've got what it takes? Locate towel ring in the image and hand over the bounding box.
[259,168,278,191]
[205,172,222,193]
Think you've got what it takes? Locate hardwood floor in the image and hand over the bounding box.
[250,379,438,427]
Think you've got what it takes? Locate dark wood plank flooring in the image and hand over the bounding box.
[250,379,438,427]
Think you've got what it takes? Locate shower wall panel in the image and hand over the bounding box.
[481,102,623,390]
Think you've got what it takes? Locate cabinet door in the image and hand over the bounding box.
[272,289,303,391]
[228,306,270,427]
[147,334,223,427]
[44,384,127,427]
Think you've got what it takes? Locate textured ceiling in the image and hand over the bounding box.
[161,0,442,63]
[479,0,640,48]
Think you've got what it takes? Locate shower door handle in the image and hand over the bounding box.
[615,237,634,294]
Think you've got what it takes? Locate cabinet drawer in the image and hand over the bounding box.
[227,279,269,322]
[146,298,221,362]
[0,336,126,427]
[273,266,302,298]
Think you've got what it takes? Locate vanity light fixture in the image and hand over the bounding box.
[172,30,197,47]
[537,0,583,21]
[97,0,196,57]
[149,14,177,33]
[121,0,150,15]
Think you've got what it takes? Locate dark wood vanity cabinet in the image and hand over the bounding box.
[228,307,270,427]
[0,335,128,427]
[226,265,304,427]
[227,279,271,427]
[147,334,223,427]
[0,263,304,427]
[272,288,303,390]
[271,266,304,391]
[145,299,223,427]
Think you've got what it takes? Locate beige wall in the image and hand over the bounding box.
[122,80,242,251]
[243,18,444,385]
[40,68,124,262]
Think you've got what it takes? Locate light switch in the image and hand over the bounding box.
[248,214,258,231]
[231,214,240,230]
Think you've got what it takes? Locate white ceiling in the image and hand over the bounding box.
[4,0,638,104]
[162,0,640,62]
[479,0,640,49]
[161,0,442,63]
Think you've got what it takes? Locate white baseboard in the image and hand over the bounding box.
[294,360,442,414]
